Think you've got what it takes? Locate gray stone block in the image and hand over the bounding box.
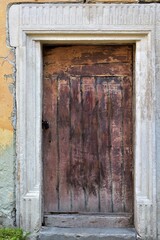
[39,227,136,240]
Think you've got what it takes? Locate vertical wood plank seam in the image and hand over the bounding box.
[107,81,114,212]
[80,77,86,210]
[56,76,60,211]
[121,77,125,212]
[69,77,73,211]
[95,77,101,212]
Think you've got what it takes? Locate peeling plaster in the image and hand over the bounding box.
[0,129,13,154]
[0,49,15,67]
[0,21,17,227]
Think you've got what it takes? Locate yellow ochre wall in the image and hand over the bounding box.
[0,0,157,228]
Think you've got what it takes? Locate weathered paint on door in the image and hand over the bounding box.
[43,45,133,220]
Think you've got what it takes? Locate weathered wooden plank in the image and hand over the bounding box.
[81,77,99,212]
[43,45,133,221]
[68,63,132,77]
[43,76,58,213]
[96,77,113,213]
[43,46,132,77]
[109,79,124,212]
[66,76,85,212]
[58,76,71,211]
[44,213,133,228]
[122,77,133,213]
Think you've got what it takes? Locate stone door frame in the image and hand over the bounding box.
[9,3,160,239]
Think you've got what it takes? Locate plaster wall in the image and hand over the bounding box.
[0,0,160,238]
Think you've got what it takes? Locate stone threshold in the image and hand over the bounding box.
[39,227,137,240]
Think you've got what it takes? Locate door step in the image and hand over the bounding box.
[39,227,137,240]
[44,214,133,228]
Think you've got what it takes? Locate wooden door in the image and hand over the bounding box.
[43,45,133,225]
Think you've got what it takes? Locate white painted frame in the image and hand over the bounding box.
[8,4,160,239]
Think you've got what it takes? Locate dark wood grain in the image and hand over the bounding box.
[43,76,58,213]
[58,76,71,211]
[109,80,124,212]
[81,77,99,212]
[43,45,132,76]
[123,76,133,212]
[96,77,113,213]
[67,76,85,211]
[43,45,133,225]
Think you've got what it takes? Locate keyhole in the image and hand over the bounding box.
[42,120,49,130]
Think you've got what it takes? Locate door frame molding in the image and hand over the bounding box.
[9,4,159,239]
